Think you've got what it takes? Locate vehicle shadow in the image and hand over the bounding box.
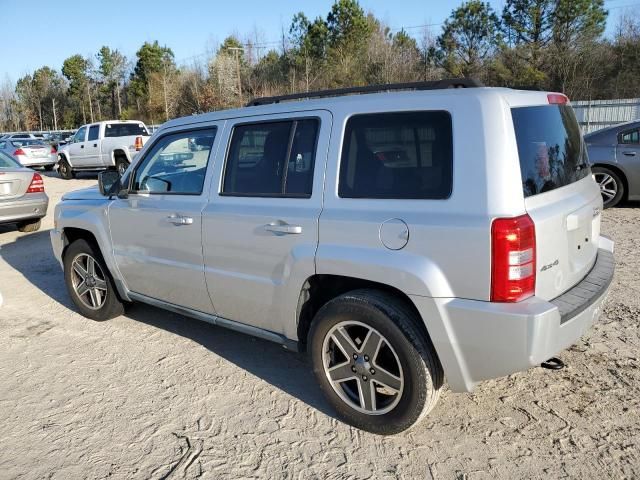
[0,228,335,419]
[40,171,98,180]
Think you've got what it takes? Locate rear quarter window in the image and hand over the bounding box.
[339,111,453,199]
[512,105,589,197]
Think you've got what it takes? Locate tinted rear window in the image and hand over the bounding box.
[0,151,20,168]
[339,111,453,199]
[511,105,589,198]
[104,123,149,137]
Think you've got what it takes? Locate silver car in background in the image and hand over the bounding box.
[585,120,640,208]
[0,152,48,232]
[0,138,56,170]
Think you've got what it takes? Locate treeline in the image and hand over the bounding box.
[1,0,639,132]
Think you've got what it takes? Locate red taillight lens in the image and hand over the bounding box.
[547,93,569,104]
[26,172,45,193]
[50,146,56,154]
[13,148,26,156]
[134,136,143,151]
[491,214,536,302]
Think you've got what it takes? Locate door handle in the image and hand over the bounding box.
[264,222,302,235]
[93,143,97,147]
[165,214,194,226]
[622,151,636,156]
[80,145,84,149]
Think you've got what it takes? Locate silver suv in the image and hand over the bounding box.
[51,80,615,434]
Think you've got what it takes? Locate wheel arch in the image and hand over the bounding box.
[296,274,432,354]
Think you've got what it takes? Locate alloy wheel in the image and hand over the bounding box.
[70,253,108,310]
[322,320,404,415]
[593,172,618,204]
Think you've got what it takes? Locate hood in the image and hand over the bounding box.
[61,186,107,201]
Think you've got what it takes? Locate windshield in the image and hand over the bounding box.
[0,151,21,168]
[511,104,589,197]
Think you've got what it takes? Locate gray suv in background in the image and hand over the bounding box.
[50,80,615,434]
[585,120,640,208]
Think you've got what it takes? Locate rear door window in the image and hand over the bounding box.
[222,119,319,197]
[511,105,589,197]
[338,111,453,199]
[88,125,100,141]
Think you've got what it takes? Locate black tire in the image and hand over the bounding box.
[63,239,124,321]
[43,164,55,171]
[17,218,41,232]
[309,289,443,435]
[58,156,74,180]
[115,156,129,176]
[592,166,624,208]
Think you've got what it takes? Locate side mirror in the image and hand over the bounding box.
[98,170,121,197]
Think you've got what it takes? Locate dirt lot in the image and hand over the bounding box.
[0,174,638,479]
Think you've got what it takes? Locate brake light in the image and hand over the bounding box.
[50,146,56,153]
[134,136,143,151]
[26,172,45,193]
[547,93,569,104]
[491,214,536,302]
[13,148,26,156]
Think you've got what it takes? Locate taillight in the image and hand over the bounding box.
[14,148,26,156]
[26,172,45,193]
[50,146,56,153]
[134,136,143,151]
[491,214,536,302]
[547,93,569,104]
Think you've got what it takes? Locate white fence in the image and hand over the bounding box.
[572,98,640,134]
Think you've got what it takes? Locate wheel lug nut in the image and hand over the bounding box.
[364,355,369,361]
[353,353,358,360]
[363,376,368,381]
[351,366,356,372]
[370,368,375,374]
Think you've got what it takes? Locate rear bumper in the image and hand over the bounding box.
[17,155,56,167]
[411,238,615,392]
[0,193,49,224]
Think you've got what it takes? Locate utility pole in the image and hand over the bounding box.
[227,47,244,100]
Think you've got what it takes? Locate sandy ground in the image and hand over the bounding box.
[0,173,638,480]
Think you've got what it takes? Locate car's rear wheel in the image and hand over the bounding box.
[58,157,74,180]
[309,289,443,435]
[63,239,124,321]
[592,166,624,208]
[17,218,41,233]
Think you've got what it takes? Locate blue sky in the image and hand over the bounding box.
[0,0,633,81]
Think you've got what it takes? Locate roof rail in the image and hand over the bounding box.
[245,78,484,107]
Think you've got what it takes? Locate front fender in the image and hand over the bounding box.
[55,200,130,301]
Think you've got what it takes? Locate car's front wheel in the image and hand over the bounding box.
[63,239,124,321]
[309,289,443,435]
[58,157,74,180]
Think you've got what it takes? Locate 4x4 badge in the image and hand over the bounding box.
[540,259,559,272]
[593,207,601,218]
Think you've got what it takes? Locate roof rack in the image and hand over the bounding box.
[246,78,484,107]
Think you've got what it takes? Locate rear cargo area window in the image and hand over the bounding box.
[511,105,589,197]
[339,111,452,199]
[105,123,149,137]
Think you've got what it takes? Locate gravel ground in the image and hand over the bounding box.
[0,173,638,479]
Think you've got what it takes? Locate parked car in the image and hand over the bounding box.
[0,151,48,232]
[56,121,150,179]
[0,138,56,170]
[51,81,615,434]
[585,120,640,208]
[49,131,75,150]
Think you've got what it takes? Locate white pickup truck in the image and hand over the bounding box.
[56,120,151,179]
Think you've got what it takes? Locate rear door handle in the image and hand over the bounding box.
[622,151,637,156]
[165,214,193,226]
[93,143,97,147]
[264,222,302,235]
